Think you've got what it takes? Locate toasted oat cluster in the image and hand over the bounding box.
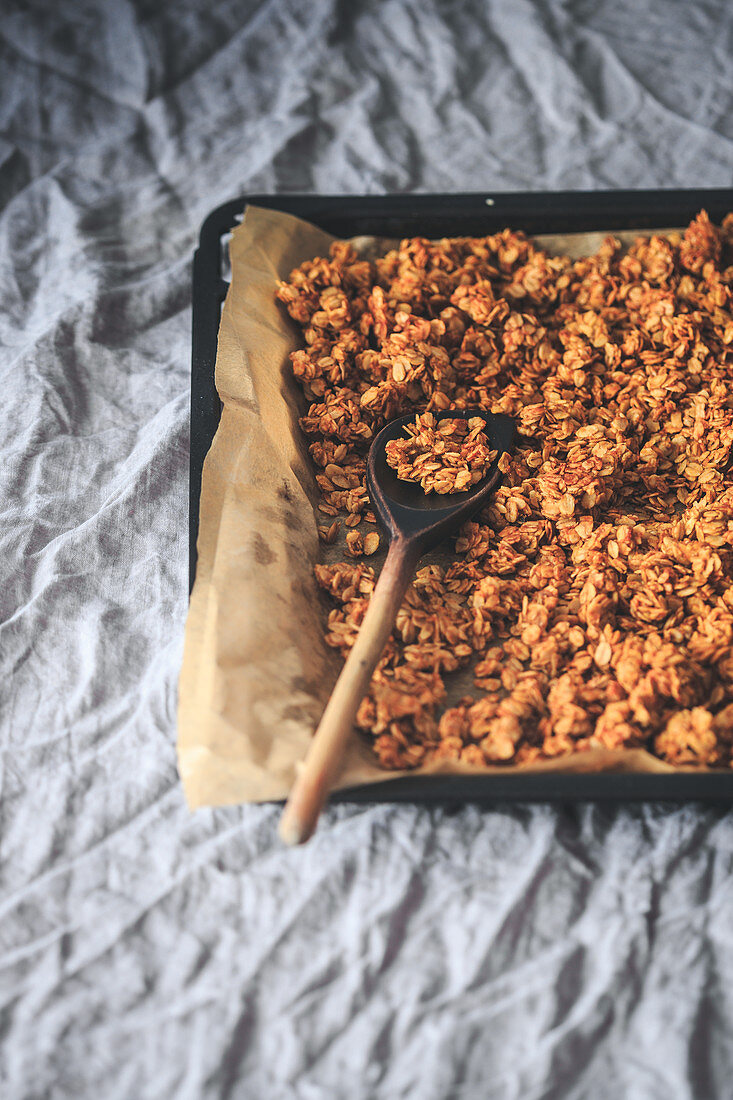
[276,212,733,770]
[384,413,497,494]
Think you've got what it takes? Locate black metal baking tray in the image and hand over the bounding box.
[190,189,733,803]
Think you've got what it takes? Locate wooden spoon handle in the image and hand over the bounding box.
[279,538,419,845]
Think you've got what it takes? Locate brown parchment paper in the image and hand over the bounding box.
[178,205,704,811]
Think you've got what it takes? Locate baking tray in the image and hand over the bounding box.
[190,189,733,803]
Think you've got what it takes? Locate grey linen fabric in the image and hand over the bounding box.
[3,1,733,1097]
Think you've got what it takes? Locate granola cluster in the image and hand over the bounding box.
[276,212,733,770]
[384,413,497,494]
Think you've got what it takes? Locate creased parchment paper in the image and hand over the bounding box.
[178,204,709,811]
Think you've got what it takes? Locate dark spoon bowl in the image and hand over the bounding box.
[366,409,517,554]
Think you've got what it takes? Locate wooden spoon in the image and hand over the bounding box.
[278,409,516,845]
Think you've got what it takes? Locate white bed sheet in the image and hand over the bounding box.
[3,2,733,1096]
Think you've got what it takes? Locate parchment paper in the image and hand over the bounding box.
[178,204,702,810]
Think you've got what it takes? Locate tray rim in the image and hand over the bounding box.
[190,188,733,804]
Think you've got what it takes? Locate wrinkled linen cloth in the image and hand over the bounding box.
[3,2,733,1097]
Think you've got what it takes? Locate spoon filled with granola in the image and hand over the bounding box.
[279,408,515,845]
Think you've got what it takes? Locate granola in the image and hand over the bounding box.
[384,413,498,494]
[276,213,733,770]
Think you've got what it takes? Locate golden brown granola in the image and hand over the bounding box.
[384,413,498,494]
[276,212,733,770]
